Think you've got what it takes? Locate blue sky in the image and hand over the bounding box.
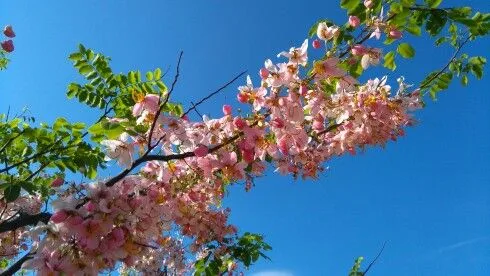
[1,1,489,275]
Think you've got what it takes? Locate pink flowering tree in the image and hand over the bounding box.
[1,0,489,275]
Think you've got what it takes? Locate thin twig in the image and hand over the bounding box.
[182,71,246,117]
[363,241,387,275]
[421,35,470,93]
[148,51,183,150]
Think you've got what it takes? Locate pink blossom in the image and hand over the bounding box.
[51,210,68,223]
[316,22,339,41]
[51,177,64,187]
[132,94,160,117]
[351,44,367,56]
[389,29,403,39]
[312,39,321,49]
[194,145,209,157]
[277,39,309,66]
[222,105,232,115]
[348,16,360,28]
[259,68,269,79]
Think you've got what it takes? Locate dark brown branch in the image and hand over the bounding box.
[182,71,247,117]
[0,212,51,234]
[0,252,33,276]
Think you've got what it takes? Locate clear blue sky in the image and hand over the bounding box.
[1,1,489,275]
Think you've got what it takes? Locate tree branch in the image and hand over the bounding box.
[0,212,51,234]
[182,71,247,117]
[420,35,470,91]
[0,252,33,276]
[148,51,183,149]
[363,241,387,275]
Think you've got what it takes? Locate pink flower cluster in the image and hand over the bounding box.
[4,15,423,274]
[0,194,42,260]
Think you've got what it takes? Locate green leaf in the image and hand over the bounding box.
[340,0,359,12]
[425,0,442,8]
[426,10,448,36]
[4,185,21,202]
[383,51,396,70]
[146,71,154,81]
[461,74,469,86]
[405,24,421,36]
[79,65,93,75]
[154,68,162,80]
[397,43,415,58]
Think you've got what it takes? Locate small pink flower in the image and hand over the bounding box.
[259,68,269,79]
[194,145,209,157]
[312,39,321,49]
[51,210,68,223]
[111,227,125,242]
[222,105,232,115]
[85,201,97,212]
[351,44,367,56]
[241,148,255,163]
[237,92,249,103]
[270,118,285,128]
[51,177,64,187]
[364,0,373,8]
[1,40,14,52]
[389,29,403,39]
[66,215,84,226]
[349,16,361,28]
[234,117,246,129]
[132,94,160,117]
[3,25,15,38]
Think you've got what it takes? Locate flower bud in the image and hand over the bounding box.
[312,39,321,49]
[1,40,14,52]
[51,210,68,223]
[222,104,232,115]
[259,68,269,79]
[3,25,15,38]
[348,16,360,28]
[51,177,64,187]
[193,144,209,157]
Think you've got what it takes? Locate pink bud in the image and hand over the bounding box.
[233,117,246,129]
[193,144,209,157]
[111,227,125,242]
[66,215,84,226]
[242,148,255,163]
[312,39,321,49]
[51,177,64,187]
[259,68,269,79]
[222,104,232,116]
[388,30,403,39]
[237,92,249,103]
[181,115,189,121]
[364,0,373,8]
[1,40,14,53]
[312,120,324,130]
[85,201,97,212]
[3,25,15,38]
[270,118,285,128]
[348,16,361,28]
[51,210,68,223]
[351,44,367,56]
